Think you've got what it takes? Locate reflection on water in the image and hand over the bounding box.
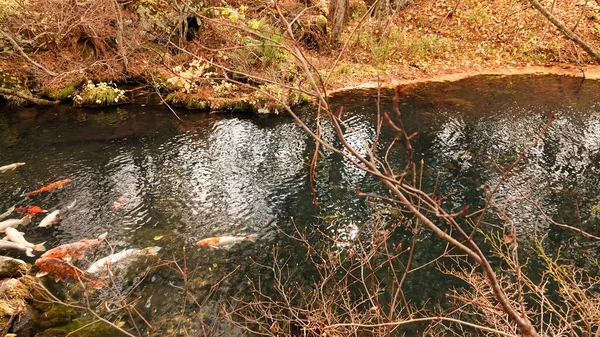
[1,75,600,334]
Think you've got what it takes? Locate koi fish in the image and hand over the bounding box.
[196,235,257,248]
[25,179,72,197]
[87,246,161,274]
[38,210,60,228]
[42,232,107,260]
[16,206,47,217]
[5,227,46,251]
[111,194,129,211]
[0,206,15,221]
[0,163,25,173]
[0,239,35,257]
[0,216,31,232]
[35,257,105,289]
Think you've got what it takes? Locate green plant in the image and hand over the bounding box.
[592,204,600,216]
[337,64,350,74]
[73,81,127,107]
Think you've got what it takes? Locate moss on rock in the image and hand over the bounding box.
[166,85,308,114]
[35,318,129,337]
[0,277,31,332]
[44,82,78,101]
[0,256,30,278]
[37,305,77,329]
[166,92,210,110]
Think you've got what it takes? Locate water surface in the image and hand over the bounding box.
[1,74,600,335]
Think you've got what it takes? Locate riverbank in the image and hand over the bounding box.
[0,0,599,112]
[329,64,600,94]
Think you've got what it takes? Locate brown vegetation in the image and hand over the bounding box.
[0,0,599,107]
[2,1,600,335]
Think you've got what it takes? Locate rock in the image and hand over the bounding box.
[37,305,76,329]
[0,278,30,299]
[10,304,36,336]
[0,256,30,278]
[35,319,130,337]
[0,278,30,333]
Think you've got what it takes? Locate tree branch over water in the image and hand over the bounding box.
[528,0,600,64]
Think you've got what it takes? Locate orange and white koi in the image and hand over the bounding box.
[0,162,25,173]
[38,210,61,228]
[0,215,31,232]
[196,235,257,248]
[5,227,45,252]
[42,233,107,260]
[87,246,161,274]
[111,194,129,211]
[16,206,47,217]
[35,257,105,289]
[25,179,72,197]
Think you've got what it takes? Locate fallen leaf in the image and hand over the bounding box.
[116,321,126,328]
[153,235,163,241]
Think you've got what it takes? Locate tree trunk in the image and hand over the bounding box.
[375,0,412,18]
[328,0,349,43]
[393,0,412,10]
[528,0,600,64]
[374,0,391,19]
[113,0,128,73]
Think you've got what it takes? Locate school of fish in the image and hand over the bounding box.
[1,162,258,289]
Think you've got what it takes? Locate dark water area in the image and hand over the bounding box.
[1,74,600,335]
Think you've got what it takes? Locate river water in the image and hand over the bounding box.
[1,75,600,336]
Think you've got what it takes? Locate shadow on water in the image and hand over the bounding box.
[1,74,600,335]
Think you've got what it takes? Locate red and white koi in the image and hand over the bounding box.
[0,162,25,173]
[196,234,257,248]
[86,246,161,274]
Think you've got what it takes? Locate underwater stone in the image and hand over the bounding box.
[10,304,36,336]
[35,319,129,337]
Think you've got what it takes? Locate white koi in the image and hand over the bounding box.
[38,210,61,228]
[0,240,34,257]
[0,215,31,232]
[0,163,25,173]
[0,206,15,221]
[5,227,45,251]
[87,246,161,274]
